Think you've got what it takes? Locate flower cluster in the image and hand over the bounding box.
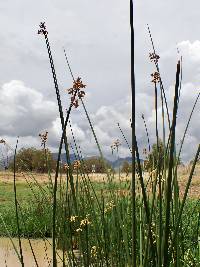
[67,77,86,108]
[105,200,115,213]
[39,131,48,147]
[38,22,48,36]
[151,72,160,84]
[76,215,91,233]
[69,215,78,223]
[111,139,121,153]
[149,52,160,64]
[91,246,97,258]
[80,217,91,227]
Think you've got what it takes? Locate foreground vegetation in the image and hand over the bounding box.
[0,169,199,266]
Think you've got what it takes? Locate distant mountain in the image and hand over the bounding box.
[52,153,143,170]
[52,153,81,163]
[111,157,132,169]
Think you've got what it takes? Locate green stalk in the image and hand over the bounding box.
[13,138,24,267]
[163,61,180,267]
[38,23,78,266]
[130,1,137,266]
[135,136,157,265]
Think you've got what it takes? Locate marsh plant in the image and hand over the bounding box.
[1,2,200,267]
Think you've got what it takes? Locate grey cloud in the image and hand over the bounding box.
[0,80,57,136]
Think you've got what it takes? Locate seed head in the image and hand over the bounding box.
[38,22,48,36]
[151,72,160,84]
[39,131,48,147]
[149,52,160,64]
[0,139,6,144]
[69,215,78,222]
[76,228,82,233]
[111,139,121,153]
[91,246,97,258]
[80,217,91,227]
[67,77,86,108]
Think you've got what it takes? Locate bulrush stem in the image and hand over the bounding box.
[141,114,151,153]
[13,138,24,267]
[163,61,180,267]
[135,136,157,265]
[38,23,77,267]
[130,1,136,266]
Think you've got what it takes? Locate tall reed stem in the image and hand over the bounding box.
[130,1,137,266]
[163,61,180,266]
[13,138,24,267]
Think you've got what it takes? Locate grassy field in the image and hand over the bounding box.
[0,168,199,266]
[0,167,199,238]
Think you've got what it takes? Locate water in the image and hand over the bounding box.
[0,237,64,267]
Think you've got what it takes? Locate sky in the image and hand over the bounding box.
[0,0,199,163]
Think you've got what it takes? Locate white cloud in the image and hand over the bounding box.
[0,80,57,136]
[178,40,200,62]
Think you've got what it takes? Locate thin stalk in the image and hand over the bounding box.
[38,23,78,266]
[163,61,180,267]
[117,122,132,153]
[17,204,39,267]
[141,114,151,153]
[135,136,157,263]
[13,138,24,267]
[175,92,200,171]
[0,213,22,264]
[130,1,136,266]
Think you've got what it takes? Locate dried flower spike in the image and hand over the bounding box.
[151,72,160,84]
[38,22,48,36]
[111,139,121,149]
[149,52,160,64]
[67,77,86,108]
[39,131,48,147]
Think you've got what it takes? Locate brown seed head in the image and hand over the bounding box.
[39,131,48,147]
[67,77,86,108]
[151,72,160,84]
[38,22,48,35]
[149,52,160,64]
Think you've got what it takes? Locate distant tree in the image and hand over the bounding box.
[9,147,56,173]
[144,139,182,171]
[83,157,113,173]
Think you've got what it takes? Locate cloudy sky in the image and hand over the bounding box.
[0,0,199,162]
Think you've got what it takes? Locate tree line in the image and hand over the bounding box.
[7,141,185,174]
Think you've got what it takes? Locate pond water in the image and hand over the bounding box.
[0,237,64,267]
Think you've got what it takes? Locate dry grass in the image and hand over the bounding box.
[0,164,199,198]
